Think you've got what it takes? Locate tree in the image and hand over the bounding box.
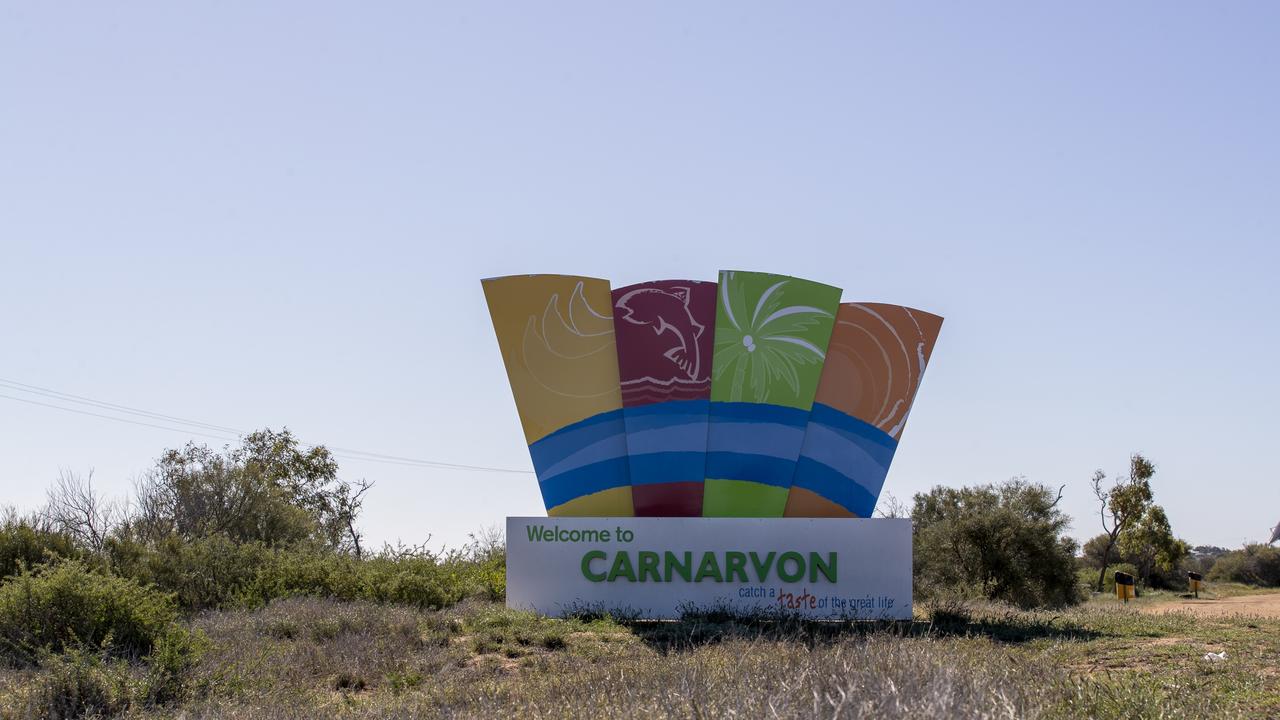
[129,428,369,552]
[1117,504,1188,588]
[1081,533,1111,570]
[912,479,1080,609]
[41,469,122,551]
[1090,454,1155,593]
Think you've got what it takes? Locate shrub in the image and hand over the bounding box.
[913,479,1082,609]
[110,535,272,611]
[0,517,78,580]
[140,623,209,705]
[108,537,502,612]
[0,560,179,665]
[1208,544,1280,586]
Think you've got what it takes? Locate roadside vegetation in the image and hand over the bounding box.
[1,435,1276,718]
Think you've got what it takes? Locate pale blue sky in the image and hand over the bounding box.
[3,3,1277,549]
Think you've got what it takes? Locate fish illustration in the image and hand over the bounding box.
[615,286,706,380]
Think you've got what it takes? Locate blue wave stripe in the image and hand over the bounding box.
[705,452,799,488]
[792,405,899,515]
[704,402,812,488]
[791,458,881,516]
[624,420,707,455]
[705,422,806,459]
[799,424,895,479]
[622,402,709,486]
[528,409,628,473]
[539,457,631,509]
[627,452,708,485]
[808,403,897,455]
[528,410,631,509]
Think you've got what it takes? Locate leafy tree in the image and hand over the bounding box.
[1117,505,1188,588]
[127,428,371,553]
[1090,454,1155,593]
[912,479,1080,609]
[1080,533,1110,570]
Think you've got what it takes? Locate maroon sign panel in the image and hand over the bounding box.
[611,280,717,516]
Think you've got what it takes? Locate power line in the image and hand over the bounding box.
[0,378,242,434]
[0,378,533,475]
[0,392,240,442]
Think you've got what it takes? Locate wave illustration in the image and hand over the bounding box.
[484,274,943,519]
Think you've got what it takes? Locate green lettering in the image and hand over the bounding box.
[777,551,805,582]
[665,551,692,582]
[581,550,606,582]
[810,552,837,583]
[695,552,723,582]
[724,551,748,582]
[608,551,636,582]
[750,551,776,581]
[637,551,661,582]
[527,525,541,541]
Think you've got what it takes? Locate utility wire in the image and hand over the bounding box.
[0,378,533,474]
[0,393,240,442]
[0,378,242,434]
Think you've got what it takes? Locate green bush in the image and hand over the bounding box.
[913,480,1082,609]
[110,535,270,611]
[140,623,209,705]
[108,535,503,612]
[0,519,78,580]
[1208,544,1280,586]
[0,560,179,665]
[242,550,493,609]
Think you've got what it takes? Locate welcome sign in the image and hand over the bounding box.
[483,271,941,620]
[508,517,912,619]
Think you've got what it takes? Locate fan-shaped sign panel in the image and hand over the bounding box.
[785,303,943,518]
[702,271,843,518]
[481,275,633,517]
[612,280,718,517]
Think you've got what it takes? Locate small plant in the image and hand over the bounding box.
[386,669,424,694]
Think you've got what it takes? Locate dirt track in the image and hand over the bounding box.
[1141,592,1280,619]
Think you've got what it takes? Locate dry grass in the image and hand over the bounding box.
[3,595,1278,719]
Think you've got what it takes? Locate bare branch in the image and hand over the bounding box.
[1050,484,1066,508]
[42,469,119,551]
[876,492,910,519]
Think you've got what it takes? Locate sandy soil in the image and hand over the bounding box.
[1141,592,1280,619]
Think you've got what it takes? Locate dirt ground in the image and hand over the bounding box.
[1142,592,1280,618]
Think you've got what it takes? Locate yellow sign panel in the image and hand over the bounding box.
[482,275,633,516]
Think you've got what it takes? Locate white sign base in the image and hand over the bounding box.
[506,517,912,620]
